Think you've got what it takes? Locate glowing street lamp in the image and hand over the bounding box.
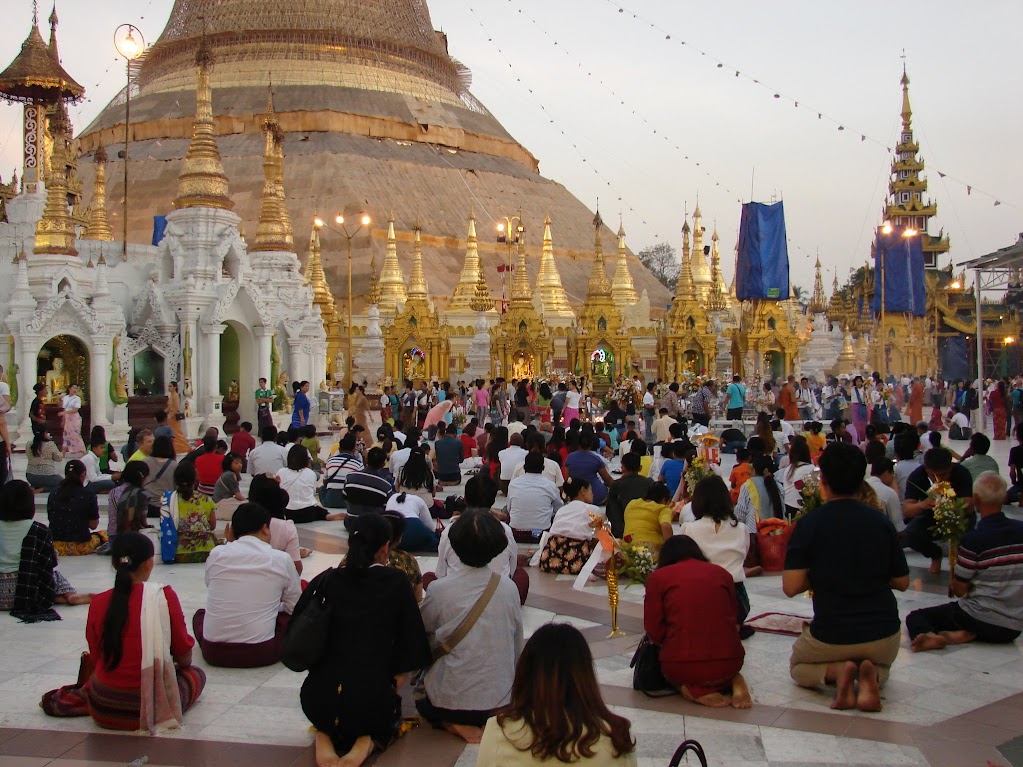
[114,24,145,258]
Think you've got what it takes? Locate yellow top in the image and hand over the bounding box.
[623,499,672,550]
[377,215,409,314]
[477,717,638,767]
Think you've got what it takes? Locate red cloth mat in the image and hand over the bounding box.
[746,612,811,636]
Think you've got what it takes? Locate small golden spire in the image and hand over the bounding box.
[510,234,531,307]
[304,227,337,323]
[251,79,294,252]
[535,215,574,319]
[173,37,233,210]
[676,239,696,301]
[900,65,912,132]
[84,145,113,241]
[376,213,408,314]
[586,209,611,298]
[450,211,483,310]
[407,217,429,300]
[469,258,494,313]
[33,102,77,257]
[707,227,726,312]
[809,253,827,313]
[690,204,710,286]
[611,221,639,306]
[368,254,381,306]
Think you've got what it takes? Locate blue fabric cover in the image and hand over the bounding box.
[736,202,790,301]
[152,215,168,246]
[871,227,926,316]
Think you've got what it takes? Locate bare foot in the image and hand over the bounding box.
[315,731,341,767]
[911,633,949,653]
[681,686,732,708]
[338,736,374,767]
[744,566,764,578]
[856,660,882,712]
[831,661,858,710]
[928,558,942,575]
[442,722,483,743]
[938,630,977,645]
[300,547,313,559]
[325,512,346,522]
[730,673,753,709]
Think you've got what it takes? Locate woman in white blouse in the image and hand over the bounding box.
[275,445,344,524]
[781,436,815,517]
[680,475,751,623]
[384,491,440,552]
[537,477,600,575]
[61,384,87,457]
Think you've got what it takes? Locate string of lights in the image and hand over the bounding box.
[461,2,650,227]
[603,0,1018,211]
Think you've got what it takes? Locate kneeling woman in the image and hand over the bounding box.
[537,477,600,575]
[297,514,432,767]
[643,535,752,709]
[85,533,206,732]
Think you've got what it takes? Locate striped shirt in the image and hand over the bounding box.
[323,451,363,492]
[341,470,393,518]
[955,512,1023,631]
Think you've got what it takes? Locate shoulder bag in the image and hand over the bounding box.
[432,571,501,661]
[629,634,677,697]
[282,567,337,672]
[668,739,708,767]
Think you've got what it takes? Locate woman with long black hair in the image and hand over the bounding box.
[26,430,63,490]
[478,623,636,765]
[84,532,205,731]
[47,460,106,556]
[297,514,431,767]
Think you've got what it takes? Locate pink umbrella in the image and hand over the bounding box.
[422,399,453,430]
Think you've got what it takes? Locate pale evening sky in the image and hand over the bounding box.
[0,0,1020,291]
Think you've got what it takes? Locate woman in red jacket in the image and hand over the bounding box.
[643,535,752,709]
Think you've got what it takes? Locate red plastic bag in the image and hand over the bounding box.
[757,521,794,572]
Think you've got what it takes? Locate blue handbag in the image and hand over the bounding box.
[159,490,178,564]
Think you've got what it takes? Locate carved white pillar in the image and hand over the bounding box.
[201,323,226,417]
[90,338,112,428]
[255,329,273,384]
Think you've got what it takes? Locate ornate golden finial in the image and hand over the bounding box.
[251,77,294,252]
[611,221,639,306]
[84,145,114,241]
[47,3,59,63]
[33,102,77,257]
[707,227,726,312]
[407,217,429,300]
[676,238,696,301]
[376,213,408,314]
[809,253,827,314]
[535,215,574,319]
[900,61,912,131]
[173,36,233,210]
[451,210,483,310]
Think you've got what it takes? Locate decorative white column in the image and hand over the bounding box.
[201,323,226,433]
[254,328,274,386]
[90,337,113,429]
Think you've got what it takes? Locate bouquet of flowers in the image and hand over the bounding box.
[451,410,467,430]
[604,379,640,410]
[928,481,970,544]
[617,536,657,584]
[794,474,823,518]
[683,455,715,490]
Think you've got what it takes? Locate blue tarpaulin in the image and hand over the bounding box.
[941,336,969,381]
[152,215,168,246]
[871,227,926,316]
[736,201,790,301]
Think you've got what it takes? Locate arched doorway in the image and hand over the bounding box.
[763,350,784,381]
[682,349,702,374]
[37,335,90,448]
[590,344,615,384]
[221,321,255,433]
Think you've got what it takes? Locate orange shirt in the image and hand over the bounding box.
[728,462,752,504]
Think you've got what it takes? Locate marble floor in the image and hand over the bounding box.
[2,426,1021,767]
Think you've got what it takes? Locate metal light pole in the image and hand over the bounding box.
[314,212,371,390]
[496,215,523,313]
[114,24,145,259]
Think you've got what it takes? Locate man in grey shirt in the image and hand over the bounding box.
[418,509,523,742]
[506,452,563,540]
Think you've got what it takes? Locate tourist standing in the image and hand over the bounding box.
[725,375,747,421]
[166,381,191,455]
[255,378,275,432]
[291,381,311,428]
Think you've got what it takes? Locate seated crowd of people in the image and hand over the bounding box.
[5,376,1023,767]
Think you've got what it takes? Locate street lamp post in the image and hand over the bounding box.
[114,24,145,259]
[496,215,523,312]
[314,212,371,390]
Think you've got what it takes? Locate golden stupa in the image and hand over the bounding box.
[73,0,668,311]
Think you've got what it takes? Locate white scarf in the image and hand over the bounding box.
[139,582,183,735]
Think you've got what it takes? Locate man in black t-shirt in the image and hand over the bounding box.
[901,448,975,573]
[784,442,910,713]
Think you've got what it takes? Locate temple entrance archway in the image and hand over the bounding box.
[37,335,91,447]
[221,321,254,433]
